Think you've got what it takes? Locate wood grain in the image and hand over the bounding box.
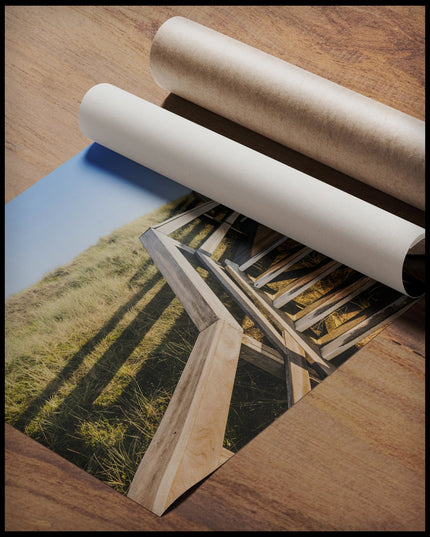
[5,5,425,531]
[173,303,425,532]
[128,319,242,515]
[132,222,244,514]
[4,423,207,531]
[283,331,312,404]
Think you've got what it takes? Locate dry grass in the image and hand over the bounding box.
[4,194,289,495]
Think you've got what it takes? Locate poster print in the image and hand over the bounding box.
[5,145,416,515]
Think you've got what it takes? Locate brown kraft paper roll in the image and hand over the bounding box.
[150,16,425,211]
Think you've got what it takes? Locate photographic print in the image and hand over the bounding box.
[5,144,417,515]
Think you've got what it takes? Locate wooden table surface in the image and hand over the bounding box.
[5,6,425,531]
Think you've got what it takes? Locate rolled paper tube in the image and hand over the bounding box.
[150,17,425,211]
[79,83,425,297]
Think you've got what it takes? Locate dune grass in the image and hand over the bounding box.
[4,193,289,495]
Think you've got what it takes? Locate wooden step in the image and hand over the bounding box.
[198,211,240,255]
[253,246,312,288]
[272,260,341,308]
[239,236,287,271]
[294,276,373,332]
[153,200,218,235]
[319,294,414,360]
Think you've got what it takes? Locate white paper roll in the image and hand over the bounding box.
[79,83,425,296]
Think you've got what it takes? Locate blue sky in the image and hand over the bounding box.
[5,143,190,299]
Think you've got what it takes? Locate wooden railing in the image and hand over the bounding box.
[128,199,417,515]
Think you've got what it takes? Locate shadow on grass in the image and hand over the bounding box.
[14,263,162,431]
[13,195,202,433]
[9,195,296,494]
[12,195,214,466]
[38,281,178,455]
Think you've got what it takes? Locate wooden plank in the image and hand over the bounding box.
[199,254,329,405]
[272,260,341,308]
[283,331,312,404]
[250,227,284,257]
[140,228,240,331]
[240,334,285,379]
[198,211,240,255]
[232,218,258,266]
[320,295,415,360]
[239,236,287,270]
[313,293,412,348]
[132,228,245,514]
[241,335,321,384]
[224,210,241,225]
[224,260,336,377]
[128,319,243,515]
[197,251,300,406]
[167,237,197,256]
[253,246,312,288]
[153,201,218,235]
[294,276,373,331]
